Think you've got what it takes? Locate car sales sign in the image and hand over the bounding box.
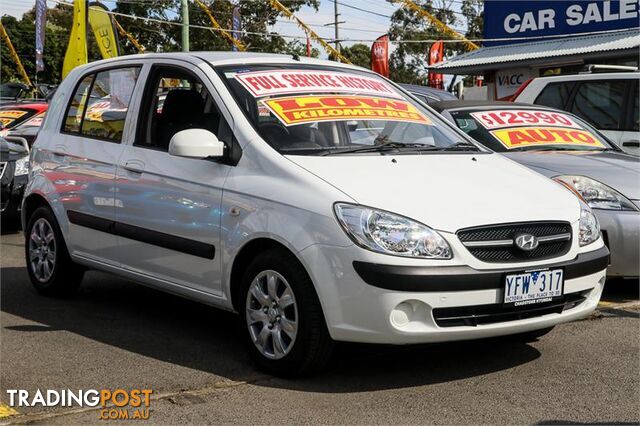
[235,70,401,99]
[484,0,639,46]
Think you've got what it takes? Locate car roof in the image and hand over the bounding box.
[75,51,370,73]
[428,100,559,113]
[399,84,453,95]
[529,72,640,83]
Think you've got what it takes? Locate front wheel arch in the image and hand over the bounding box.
[229,238,306,313]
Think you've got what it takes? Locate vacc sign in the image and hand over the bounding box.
[484,0,640,46]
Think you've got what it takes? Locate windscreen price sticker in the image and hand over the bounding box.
[490,127,605,149]
[235,70,402,99]
[0,110,28,127]
[471,109,581,130]
[263,95,432,126]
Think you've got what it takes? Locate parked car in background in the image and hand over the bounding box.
[23,53,608,376]
[0,102,48,133]
[513,72,640,156]
[3,110,47,149]
[399,83,457,103]
[431,100,639,280]
[0,137,29,225]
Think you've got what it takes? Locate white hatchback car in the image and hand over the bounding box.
[23,53,609,376]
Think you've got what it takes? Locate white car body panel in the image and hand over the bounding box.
[23,52,608,345]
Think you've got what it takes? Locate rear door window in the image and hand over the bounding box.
[63,74,95,134]
[82,67,140,142]
[570,80,626,130]
[63,66,141,142]
[533,82,574,110]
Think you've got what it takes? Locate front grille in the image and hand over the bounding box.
[433,292,586,327]
[457,221,572,263]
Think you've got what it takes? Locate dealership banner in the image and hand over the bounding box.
[62,0,88,79]
[371,34,389,78]
[484,0,640,46]
[35,0,47,73]
[428,41,444,90]
[88,2,119,59]
[231,5,241,52]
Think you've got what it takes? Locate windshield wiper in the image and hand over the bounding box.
[321,138,426,155]
[322,138,479,156]
[438,141,481,151]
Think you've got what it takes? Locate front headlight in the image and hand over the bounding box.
[579,204,600,247]
[14,156,29,176]
[554,175,637,211]
[334,203,452,259]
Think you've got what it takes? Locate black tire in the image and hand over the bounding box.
[24,206,84,297]
[240,248,333,377]
[508,326,555,342]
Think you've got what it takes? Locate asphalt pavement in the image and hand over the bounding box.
[1,227,638,425]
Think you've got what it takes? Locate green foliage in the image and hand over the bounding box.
[461,0,483,40]
[387,0,461,84]
[339,43,371,69]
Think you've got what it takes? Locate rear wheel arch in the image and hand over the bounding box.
[22,193,51,228]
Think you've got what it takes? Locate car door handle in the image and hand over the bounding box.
[123,160,145,174]
[52,144,67,158]
[622,140,640,148]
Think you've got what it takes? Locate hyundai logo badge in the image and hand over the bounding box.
[515,234,539,251]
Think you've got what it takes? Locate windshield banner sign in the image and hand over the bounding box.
[490,126,605,149]
[0,110,28,127]
[235,70,402,99]
[471,110,582,130]
[262,95,431,126]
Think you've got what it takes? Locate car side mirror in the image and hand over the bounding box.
[168,129,225,159]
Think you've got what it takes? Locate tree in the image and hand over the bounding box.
[386,0,459,84]
[461,0,482,41]
[114,0,320,54]
[339,43,370,69]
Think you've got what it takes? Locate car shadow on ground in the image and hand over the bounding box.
[2,265,544,393]
[0,220,22,235]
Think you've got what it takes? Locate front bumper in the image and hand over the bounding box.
[596,209,639,278]
[299,243,608,344]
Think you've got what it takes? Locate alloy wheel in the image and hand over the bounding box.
[245,270,298,360]
[28,218,57,282]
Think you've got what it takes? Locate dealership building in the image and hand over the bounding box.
[430,0,640,100]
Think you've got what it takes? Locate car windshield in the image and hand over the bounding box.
[449,108,615,152]
[219,64,479,156]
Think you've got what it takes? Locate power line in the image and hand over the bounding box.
[43,0,635,46]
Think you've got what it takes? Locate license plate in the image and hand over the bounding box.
[504,269,563,306]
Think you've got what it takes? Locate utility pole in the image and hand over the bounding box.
[181,0,189,52]
[333,0,339,54]
[323,0,344,60]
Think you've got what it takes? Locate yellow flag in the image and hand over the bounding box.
[62,0,88,79]
[89,3,119,59]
